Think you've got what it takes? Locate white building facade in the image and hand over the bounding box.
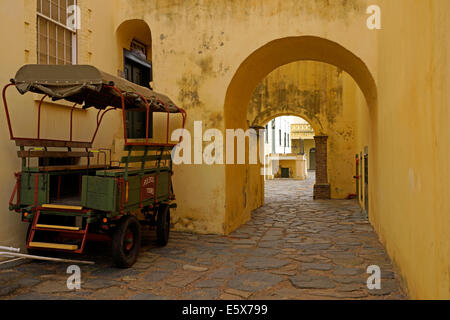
[263,116,292,155]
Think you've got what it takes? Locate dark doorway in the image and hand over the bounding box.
[309,148,316,170]
[124,49,153,139]
[281,167,290,178]
[364,148,369,216]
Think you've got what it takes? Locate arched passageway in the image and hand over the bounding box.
[261,115,315,183]
[224,36,377,233]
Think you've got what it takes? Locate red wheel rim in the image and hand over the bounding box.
[124,231,134,251]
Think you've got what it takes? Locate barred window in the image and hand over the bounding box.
[37,0,77,65]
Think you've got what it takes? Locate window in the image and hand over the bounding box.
[287,134,290,147]
[284,132,286,147]
[37,0,77,65]
[279,130,281,146]
[124,47,153,139]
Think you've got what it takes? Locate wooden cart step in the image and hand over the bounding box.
[27,209,90,254]
[36,224,80,231]
[41,204,83,211]
[29,242,78,250]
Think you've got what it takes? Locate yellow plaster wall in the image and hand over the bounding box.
[111,0,378,235]
[303,139,316,170]
[0,0,448,300]
[0,0,121,250]
[369,0,449,299]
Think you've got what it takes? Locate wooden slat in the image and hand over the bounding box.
[96,166,168,177]
[29,242,78,250]
[120,154,172,163]
[36,224,80,231]
[14,138,92,149]
[42,204,83,210]
[124,144,174,151]
[17,151,94,158]
[34,164,109,172]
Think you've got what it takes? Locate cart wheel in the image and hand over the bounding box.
[111,215,141,268]
[156,204,170,246]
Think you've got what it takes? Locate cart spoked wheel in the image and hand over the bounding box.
[111,215,141,268]
[156,204,170,246]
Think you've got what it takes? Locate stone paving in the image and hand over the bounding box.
[0,173,407,300]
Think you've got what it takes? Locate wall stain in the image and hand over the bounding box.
[177,74,203,109]
[247,61,345,134]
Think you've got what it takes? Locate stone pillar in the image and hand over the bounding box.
[313,135,331,199]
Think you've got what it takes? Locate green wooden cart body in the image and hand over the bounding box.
[81,167,170,214]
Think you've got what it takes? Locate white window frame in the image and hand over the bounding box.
[37,0,77,65]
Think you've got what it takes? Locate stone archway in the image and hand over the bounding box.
[223,36,378,233]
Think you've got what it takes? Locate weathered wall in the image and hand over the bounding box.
[112,0,378,234]
[0,0,379,243]
[0,0,448,300]
[370,0,449,299]
[304,139,316,170]
[342,71,370,206]
[248,61,358,198]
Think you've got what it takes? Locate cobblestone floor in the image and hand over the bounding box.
[1,173,407,300]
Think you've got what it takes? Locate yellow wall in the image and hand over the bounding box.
[0,0,448,299]
[303,139,316,170]
[276,158,307,180]
[370,0,449,299]
[290,139,315,170]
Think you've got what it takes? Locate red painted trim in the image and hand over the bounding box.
[156,99,171,144]
[77,223,89,253]
[86,232,111,242]
[57,175,61,200]
[16,173,21,207]
[90,107,115,144]
[9,172,21,208]
[34,174,39,206]
[154,175,158,202]
[69,103,77,141]
[103,85,126,144]
[2,83,16,139]
[133,92,151,144]
[36,94,47,139]
[118,178,124,211]
[26,209,40,247]
[78,173,82,196]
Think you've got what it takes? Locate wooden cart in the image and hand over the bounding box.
[2,64,186,268]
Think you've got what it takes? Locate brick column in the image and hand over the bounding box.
[313,135,331,199]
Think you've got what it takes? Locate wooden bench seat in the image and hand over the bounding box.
[14,138,92,149]
[95,166,169,177]
[23,164,111,172]
[17,150,93,158]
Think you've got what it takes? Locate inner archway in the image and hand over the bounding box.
[224,36,377,233]
[262,115,316,184]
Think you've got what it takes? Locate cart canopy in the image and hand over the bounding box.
[11,64,179,113]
